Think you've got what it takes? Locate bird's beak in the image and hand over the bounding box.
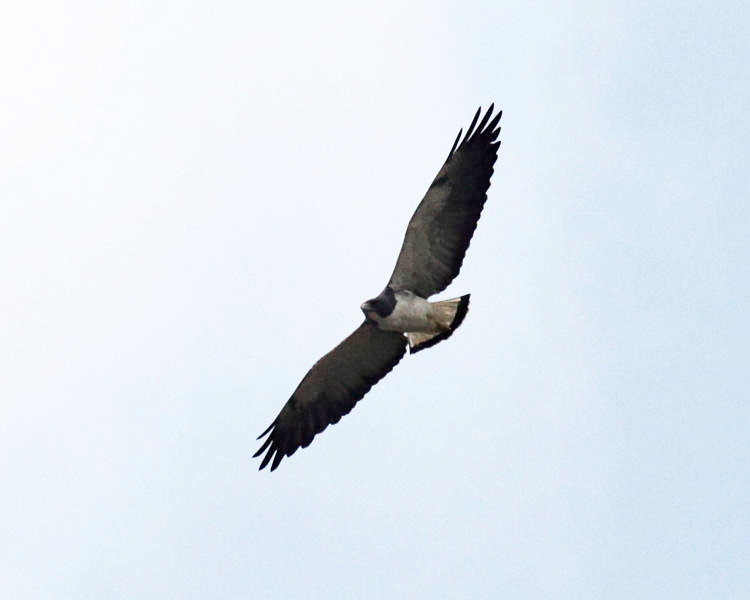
[360,301,375,318]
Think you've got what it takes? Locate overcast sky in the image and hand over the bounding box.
[1,1,748,598]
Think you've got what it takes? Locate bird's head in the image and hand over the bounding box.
[360,299,382,321]
[360,286,396,320]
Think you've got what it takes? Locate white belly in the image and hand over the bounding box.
[375,292,440,333]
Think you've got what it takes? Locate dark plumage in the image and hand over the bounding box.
[255,105,501,471]
[388,106,502,297]
[254,323,406,471]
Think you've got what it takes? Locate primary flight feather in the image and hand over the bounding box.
[255,105,502,471]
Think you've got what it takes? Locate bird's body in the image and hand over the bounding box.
[362,288,470,351]
[375,290,434,332]
[255,105,502,470]
[363,289,434,333]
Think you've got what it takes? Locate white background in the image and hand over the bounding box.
[2,1,748,598]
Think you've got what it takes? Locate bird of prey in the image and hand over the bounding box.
[255,105,502,471]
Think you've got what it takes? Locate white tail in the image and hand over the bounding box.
[407,294,470,354]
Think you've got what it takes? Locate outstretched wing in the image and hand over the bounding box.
[254,321,407,471]
[388,105,502,298]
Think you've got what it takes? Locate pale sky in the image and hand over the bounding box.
[1,1,748,598]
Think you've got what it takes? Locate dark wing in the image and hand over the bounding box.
[388,105,502,298]
[254,321,407,471]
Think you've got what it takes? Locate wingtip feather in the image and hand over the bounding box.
[476,104,494,133]
[259,448,275,470]
[271,450,285,471]
[464,106,482,140]
[257,420,276,440]
[448,128,463,159]
[487,111,502,133]
[253,434,274,458]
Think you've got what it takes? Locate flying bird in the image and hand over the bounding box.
[255,105,502,470]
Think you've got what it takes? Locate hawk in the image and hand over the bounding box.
[255,105,502,470]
